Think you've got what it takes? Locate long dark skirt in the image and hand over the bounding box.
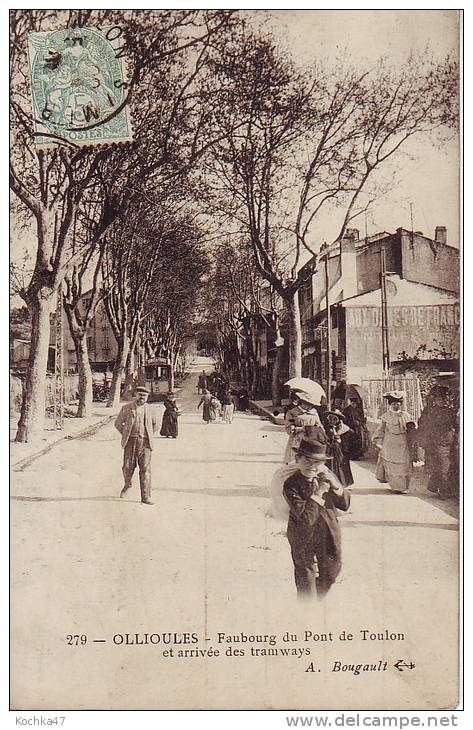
[202,402,212,422]
[342,424,368,460]
[160,410,178,438]
[328,441,354,487]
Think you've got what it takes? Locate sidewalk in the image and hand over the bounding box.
[249,398,459,518]
[10,403,120,470]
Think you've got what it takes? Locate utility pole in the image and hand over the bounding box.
[380,245,390,375]
[324,249,332,409]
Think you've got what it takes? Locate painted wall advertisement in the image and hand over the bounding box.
[345,304,459,365]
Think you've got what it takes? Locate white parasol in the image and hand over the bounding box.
[284,377,326,405]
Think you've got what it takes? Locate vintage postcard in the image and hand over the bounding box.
[10,9,461,713]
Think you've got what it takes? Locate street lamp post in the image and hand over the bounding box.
[324,249,332,410]
[380,245,390,375]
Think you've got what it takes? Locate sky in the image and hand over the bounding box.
[11,9,461,291]
[251,9,460,251]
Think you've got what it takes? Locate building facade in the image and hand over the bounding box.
[300,226,459,388]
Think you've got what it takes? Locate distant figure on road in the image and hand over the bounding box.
[283,438,351,599]
[373,391,416,494]
[114,385,157,505]
[198,389,212,424]
[237,388,249,411]
[197,371,207,395]
[210,395,222,422]
[160,391,181,439]
[222,389,235,424]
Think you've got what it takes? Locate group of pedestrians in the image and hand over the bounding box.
[276,381,458,601]
[197,370,237,425]
[372,386,458,499]
[111,370,457,603]
[282,390,364,489]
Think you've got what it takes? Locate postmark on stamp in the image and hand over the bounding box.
[27,26,133,148]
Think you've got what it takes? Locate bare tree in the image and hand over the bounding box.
[205,33,458,377]
[10,8,236,440]
[102,202,208,405]
[201,239,284,398]
[63,230,108,417]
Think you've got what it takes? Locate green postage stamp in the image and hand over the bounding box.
[27,26,133,148]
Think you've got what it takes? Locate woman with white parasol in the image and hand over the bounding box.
[269,379,326,520]
[282,378,326,463]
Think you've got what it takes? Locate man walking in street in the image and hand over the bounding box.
[115,385,157,505]
[197,370,207,394]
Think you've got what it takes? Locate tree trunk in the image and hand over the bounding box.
[15,293,53,442]
[250,359,258,398]
[286,294,302,378]
[271,344,284,407]
[107,336,129,408]
[123,347,136,399]
[74,331,93,418]
[168,348,175,391]
[64,304,94,419]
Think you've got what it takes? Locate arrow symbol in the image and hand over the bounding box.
[394,659,415,672]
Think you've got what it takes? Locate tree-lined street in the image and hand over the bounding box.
[10,10,460,713]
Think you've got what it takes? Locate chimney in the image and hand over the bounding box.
[344,228,359,241]
[435,226,447,245]
[340,240,358,298]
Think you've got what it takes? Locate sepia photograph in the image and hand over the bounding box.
[9,8,461,713]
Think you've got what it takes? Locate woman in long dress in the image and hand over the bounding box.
[323,410,354,488]
[160,393,181,438]
[417,386,457,498]
[198,389,212,424]
[284,391,326,464]
[342,397,369,460]
[210,395,221,422]
[373,391,416,493]
[283,393,304,463]
[222,389,235,424]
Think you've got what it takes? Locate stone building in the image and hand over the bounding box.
[300,226,459,387]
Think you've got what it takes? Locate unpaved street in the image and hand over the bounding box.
[11,362,459,710]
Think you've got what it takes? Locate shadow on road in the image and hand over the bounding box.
[257,424,285,432]
[354,457,459,519]
[11,495,135,503]
[341,519,458,532]
[168,457,282,464]
[220,451,281,458]
[160,484,269,498]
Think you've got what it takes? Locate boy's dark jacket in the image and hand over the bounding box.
[283,468,351,560]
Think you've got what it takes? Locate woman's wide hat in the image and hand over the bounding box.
[296,390,320,407]
[383,390,405,401]
[325,409,345,422]
[297,439,332,461]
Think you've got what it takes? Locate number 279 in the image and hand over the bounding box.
[66,634,87,645]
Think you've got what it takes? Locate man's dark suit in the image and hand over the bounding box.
[115,400,157,502]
